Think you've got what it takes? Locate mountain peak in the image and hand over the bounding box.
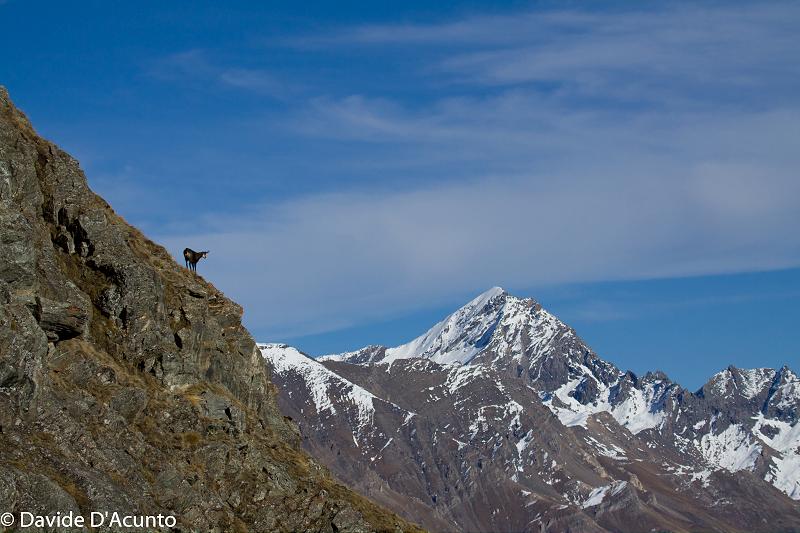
[323,286,617,393]
[381,287,508,365]
[476,285,506,299]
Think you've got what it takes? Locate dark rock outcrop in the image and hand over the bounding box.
[0,87,422,532]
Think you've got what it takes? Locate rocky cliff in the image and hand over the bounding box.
[0,87,421,532]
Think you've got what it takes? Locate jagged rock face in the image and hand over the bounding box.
[322,288,621,405]
[265,288,800,533]
[0,87,421,533]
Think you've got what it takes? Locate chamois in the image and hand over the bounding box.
[183,248,209,273]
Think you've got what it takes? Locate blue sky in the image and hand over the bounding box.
[2,1,798,389]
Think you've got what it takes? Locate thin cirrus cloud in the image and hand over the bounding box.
[158,151,800,338]
[320,2,799,107]
[147,50,290,97]
[156,2,800,340]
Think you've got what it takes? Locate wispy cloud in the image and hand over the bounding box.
[155,2,800,340]
[147,49,291,97]
[298,2,799,111]
[158,152,800,337]
[218,68,284,93]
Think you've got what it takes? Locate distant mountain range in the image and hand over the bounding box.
[261,287,800,533]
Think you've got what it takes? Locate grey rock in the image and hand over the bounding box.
[108,387,148,421]
[33,295,90,341]
[0,86,421,533]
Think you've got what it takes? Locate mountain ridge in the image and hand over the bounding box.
[263,286,800,532]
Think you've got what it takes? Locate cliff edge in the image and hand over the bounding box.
[0,87,422,533]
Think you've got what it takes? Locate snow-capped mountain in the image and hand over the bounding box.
[321,287,620,402]
[262,287,800,533]
[321,286,511,366]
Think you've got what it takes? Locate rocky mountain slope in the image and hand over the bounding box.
[0,87,421,532]
[263,287,800,532]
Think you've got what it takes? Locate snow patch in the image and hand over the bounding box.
[752,414,800,499]
[739,368,774,399]
[609,383,667,434]
[585,436,627,461]
[259,343,405,443]
[542,373,667,434]
[582,482,627,508]
[698,424,761,472]
[444,364,490,394]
